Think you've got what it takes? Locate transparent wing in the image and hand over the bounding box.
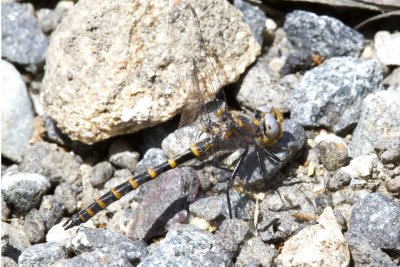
[167,1,228,128]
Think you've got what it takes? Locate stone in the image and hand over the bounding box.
[54,247,134,267]
[386,176,400,193]
[290,57,383,133]
[46,220,72,245]
[18,242,67,267]
[24,209,46,244]
[189,195,223,221]
[284,10,364,57]
[1,60,34,162]
[108,140,140,172]
[327,170,351,191]
[2,222,31,262]
[374,31,400,66]
[347,232,397,267]
[2,257,18,267]
[127,167,199,241]
[36,1,74,34]
[19,142,81,184]
[69,227,148,263]
[42,0,260,144]
[317,139,349,171]
[1,172,51,214]
[89,161,114,187]
[215,219,250,255]
[275,207,350,267]
[106,209,136,236]
[2,198,11,221]
[348,192,400,250]
[340,154,379,179]
[351,90,400,157]
[138,224,231,266]
[238,119,306,187]
[234,0,266,45]
[236,237,277,267]
[380,148,400,164]
[236,59,292,113]
[162,126,204,158]
[39,195,65,230]
[54,183,81,214]
[1,2,49,64]
[383,67,400,90]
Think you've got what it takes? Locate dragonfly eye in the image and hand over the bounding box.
[263,113,279,139]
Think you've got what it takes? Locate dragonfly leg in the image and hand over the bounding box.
[226,148,249,219]
[256,147,266,178]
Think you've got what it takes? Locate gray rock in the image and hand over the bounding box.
[24,209,46,244]
[108,140,140,172]
[127,167,199,241]
[1,226,9,255]
[39,195,65,230]
[1,60,34,162]
[264,28,294,75]
[162,126,204,159]
[54,247,134,267]
[259,207,312,243]
[2,257,18,267]
[19,142,81,184]
[2,222,30,262]
[70,227,148,263]
[380,148,400,164]
[2,198,11,221]
[315,193,333,213]
[386,176,400,193]
[1,172,51,213]
[236,237,277,267]
[36,1,74,34]
[234,0,266,45]
[238,119,306,187]
[383,67,400,90]
[317,141,348,171]
[42,0,260,144]
[131,148,168,201]
[341,154,378,180]
[18,242,66,267]
[221,190,255,221]
[138,224,231,266]
[290,57,383,133]
[189,195,223,221]
[284,10,364,57]
[327,170,351,191]
[54,183,81,214]
[107,209,136,235]
[348,192,400,250]
[135,148,168,175]
[351,90,400,157]
[1,3,48,65]
[89,161,114,187]
[275,207,350,267]
[374,31,400,66]
[236,60,292,113]
[215,218,250,255]
[347,232,397,267]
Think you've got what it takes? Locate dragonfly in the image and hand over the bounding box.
[63,1,284,231]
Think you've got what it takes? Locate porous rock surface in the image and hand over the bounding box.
[42,0,260,144]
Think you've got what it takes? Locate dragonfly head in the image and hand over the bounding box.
[254,107,283,145]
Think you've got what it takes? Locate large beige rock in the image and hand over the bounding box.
[275,207,350,267]
[42,0,260,144]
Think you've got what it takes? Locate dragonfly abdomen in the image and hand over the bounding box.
[63,138,213,230]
